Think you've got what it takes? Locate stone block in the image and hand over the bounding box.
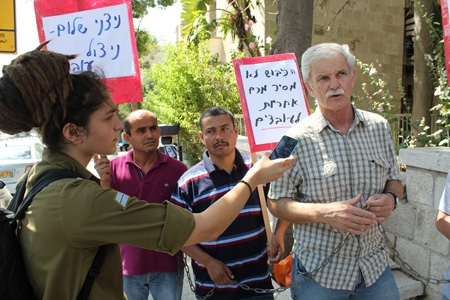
[399,148,450,174]
[405,168,433,205]
[384,231,398,258]
[396,237,430,279]
[435,175,447,209]
[430,234,450,257]
[351,10,367,22]
[372,12,392,24]
[392,270,424,300]
[430,253,448,284]
[425,286,443,300]
[383,201,415,239]
[415,208,448,254]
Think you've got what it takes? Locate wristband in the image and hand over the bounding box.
[238,180,253,194]
[384,192,399,210]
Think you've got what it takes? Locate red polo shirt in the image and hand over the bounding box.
[110,149,188,275]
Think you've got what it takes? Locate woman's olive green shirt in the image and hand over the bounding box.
[18,149,194,300]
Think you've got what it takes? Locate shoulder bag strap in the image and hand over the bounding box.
[6,168,105,299]
[12,169,81,222]
[76,245,107,300]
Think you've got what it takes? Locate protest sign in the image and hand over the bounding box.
[34,0,142,104]
[442,0,450,86]
[233,53,310,152]
[233,53,310,246]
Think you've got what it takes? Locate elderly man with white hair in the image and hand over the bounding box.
[268,43,403,300]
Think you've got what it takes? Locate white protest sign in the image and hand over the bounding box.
[233,53,310,152]
[42,4,134,78]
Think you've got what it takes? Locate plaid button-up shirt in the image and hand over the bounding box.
[268,106,401,290]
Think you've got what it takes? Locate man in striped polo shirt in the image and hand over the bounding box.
[171,107,274,299]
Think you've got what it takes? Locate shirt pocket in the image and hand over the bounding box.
[307,160,340,202]
[367,156,391,189]
[368,157,390,171]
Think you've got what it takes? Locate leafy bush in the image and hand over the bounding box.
[419,1,450,146]
[353,58,436,151]
[142,42,242,165]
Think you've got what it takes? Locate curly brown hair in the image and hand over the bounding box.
[0,41,111,150]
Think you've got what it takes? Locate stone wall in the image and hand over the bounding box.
[384,147,450,299]
[312,0,405,112]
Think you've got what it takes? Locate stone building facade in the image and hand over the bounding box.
[213,0,407,112]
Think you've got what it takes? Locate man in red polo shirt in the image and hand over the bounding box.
[95,110,187,300]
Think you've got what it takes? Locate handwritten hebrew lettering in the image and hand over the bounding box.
[245,69,259,79]
[95,13,121,35]
[233,54,310,151]
[70,59,94,72]
[259,99,299,111]
[42,4,134,79]
[272,82,297,92]
[254,112,302,128]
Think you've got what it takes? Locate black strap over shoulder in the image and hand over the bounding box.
[5,172,28,214]
[8,169,81,222]
[7,169,107,300]
[76,245,107,300]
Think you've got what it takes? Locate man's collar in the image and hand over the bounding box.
[125,149,168,166]
[203,148,245,173]
[314,104,367,132]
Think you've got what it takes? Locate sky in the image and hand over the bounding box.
[0,1,181,68]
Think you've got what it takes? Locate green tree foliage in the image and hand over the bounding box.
[180,0,263,56]
[180,0,214,39]
[352,60,407,150]
[135,29,160,68]
[142,42,242,165]
[134,28,156,61]
[418,1,450,146]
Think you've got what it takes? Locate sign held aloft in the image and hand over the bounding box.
[34,0,142,104]
[233,53,310,153]
[442,0,450,86]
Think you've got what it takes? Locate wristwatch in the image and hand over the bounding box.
[384,192,399,210]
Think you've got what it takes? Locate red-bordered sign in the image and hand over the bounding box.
[34,0,142,104]
[442,0,450,86]
[233,53,310,152]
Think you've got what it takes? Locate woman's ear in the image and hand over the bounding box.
[62,123,82,144]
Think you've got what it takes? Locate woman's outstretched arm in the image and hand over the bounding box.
[184,153,294,246]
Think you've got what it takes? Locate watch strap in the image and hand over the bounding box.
[384,191,398,210]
